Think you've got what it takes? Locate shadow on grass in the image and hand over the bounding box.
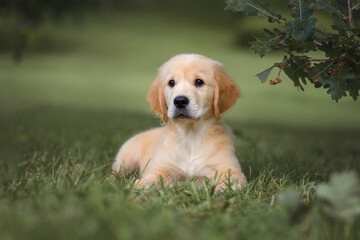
[0,106,359,182]
[0,106,158,166]
[228,119,360,182]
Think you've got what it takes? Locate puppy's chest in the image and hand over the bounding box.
[173,136,212,176]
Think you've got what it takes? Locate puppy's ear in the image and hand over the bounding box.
[213,63,240,120]
[147,75,168,123]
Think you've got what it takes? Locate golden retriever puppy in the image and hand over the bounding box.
[112,54,247,189]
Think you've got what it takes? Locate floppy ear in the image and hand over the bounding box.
[213,64,240,120]
[147,75,168,123]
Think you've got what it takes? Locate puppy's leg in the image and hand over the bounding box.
[112,127,163,174]
[112,141,139,174]
[205,148,247,191]
[209,169,247,191]
[134,167,185,188]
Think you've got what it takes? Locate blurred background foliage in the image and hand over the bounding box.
[0,0,292,60]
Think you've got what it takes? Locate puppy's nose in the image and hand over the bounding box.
[173,96,189,109]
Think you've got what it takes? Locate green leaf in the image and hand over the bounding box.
[277,188,301,211]
[335,0,357,15]
[312,0,343,17]
[286,38,318,53]
[285,18,317,42]
[327,75,347,102]
[277,188,310,223]
[318,41,341,59]
[331,15,348,35]
[226,0,360,102]
[282,56,310,90]
[317,172,360,222]
[311,0,348,35]
[255,62,281,83]
[326,64,356,102]
[225,0,284,23]
[250,29,283,57]
[308,61,334,84]
[348,78,360,101]
[289,0,314,20]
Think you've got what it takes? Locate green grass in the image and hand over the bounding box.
[0,12,359,240]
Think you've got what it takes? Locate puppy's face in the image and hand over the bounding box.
[162,57,215,120]
[148,54,239,123]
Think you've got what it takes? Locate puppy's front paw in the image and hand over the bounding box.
[215,178,247,193]
[133,178,154,189]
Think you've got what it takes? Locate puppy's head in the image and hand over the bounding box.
[148,54,239,123]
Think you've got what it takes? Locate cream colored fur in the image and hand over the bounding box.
[112,54,247,189]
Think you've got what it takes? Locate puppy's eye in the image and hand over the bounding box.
[168,80,175,87]
[195,79,204,87]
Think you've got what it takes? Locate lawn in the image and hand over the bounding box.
[0,12,359,240]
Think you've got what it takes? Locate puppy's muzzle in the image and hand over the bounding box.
[173,96,189,109]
